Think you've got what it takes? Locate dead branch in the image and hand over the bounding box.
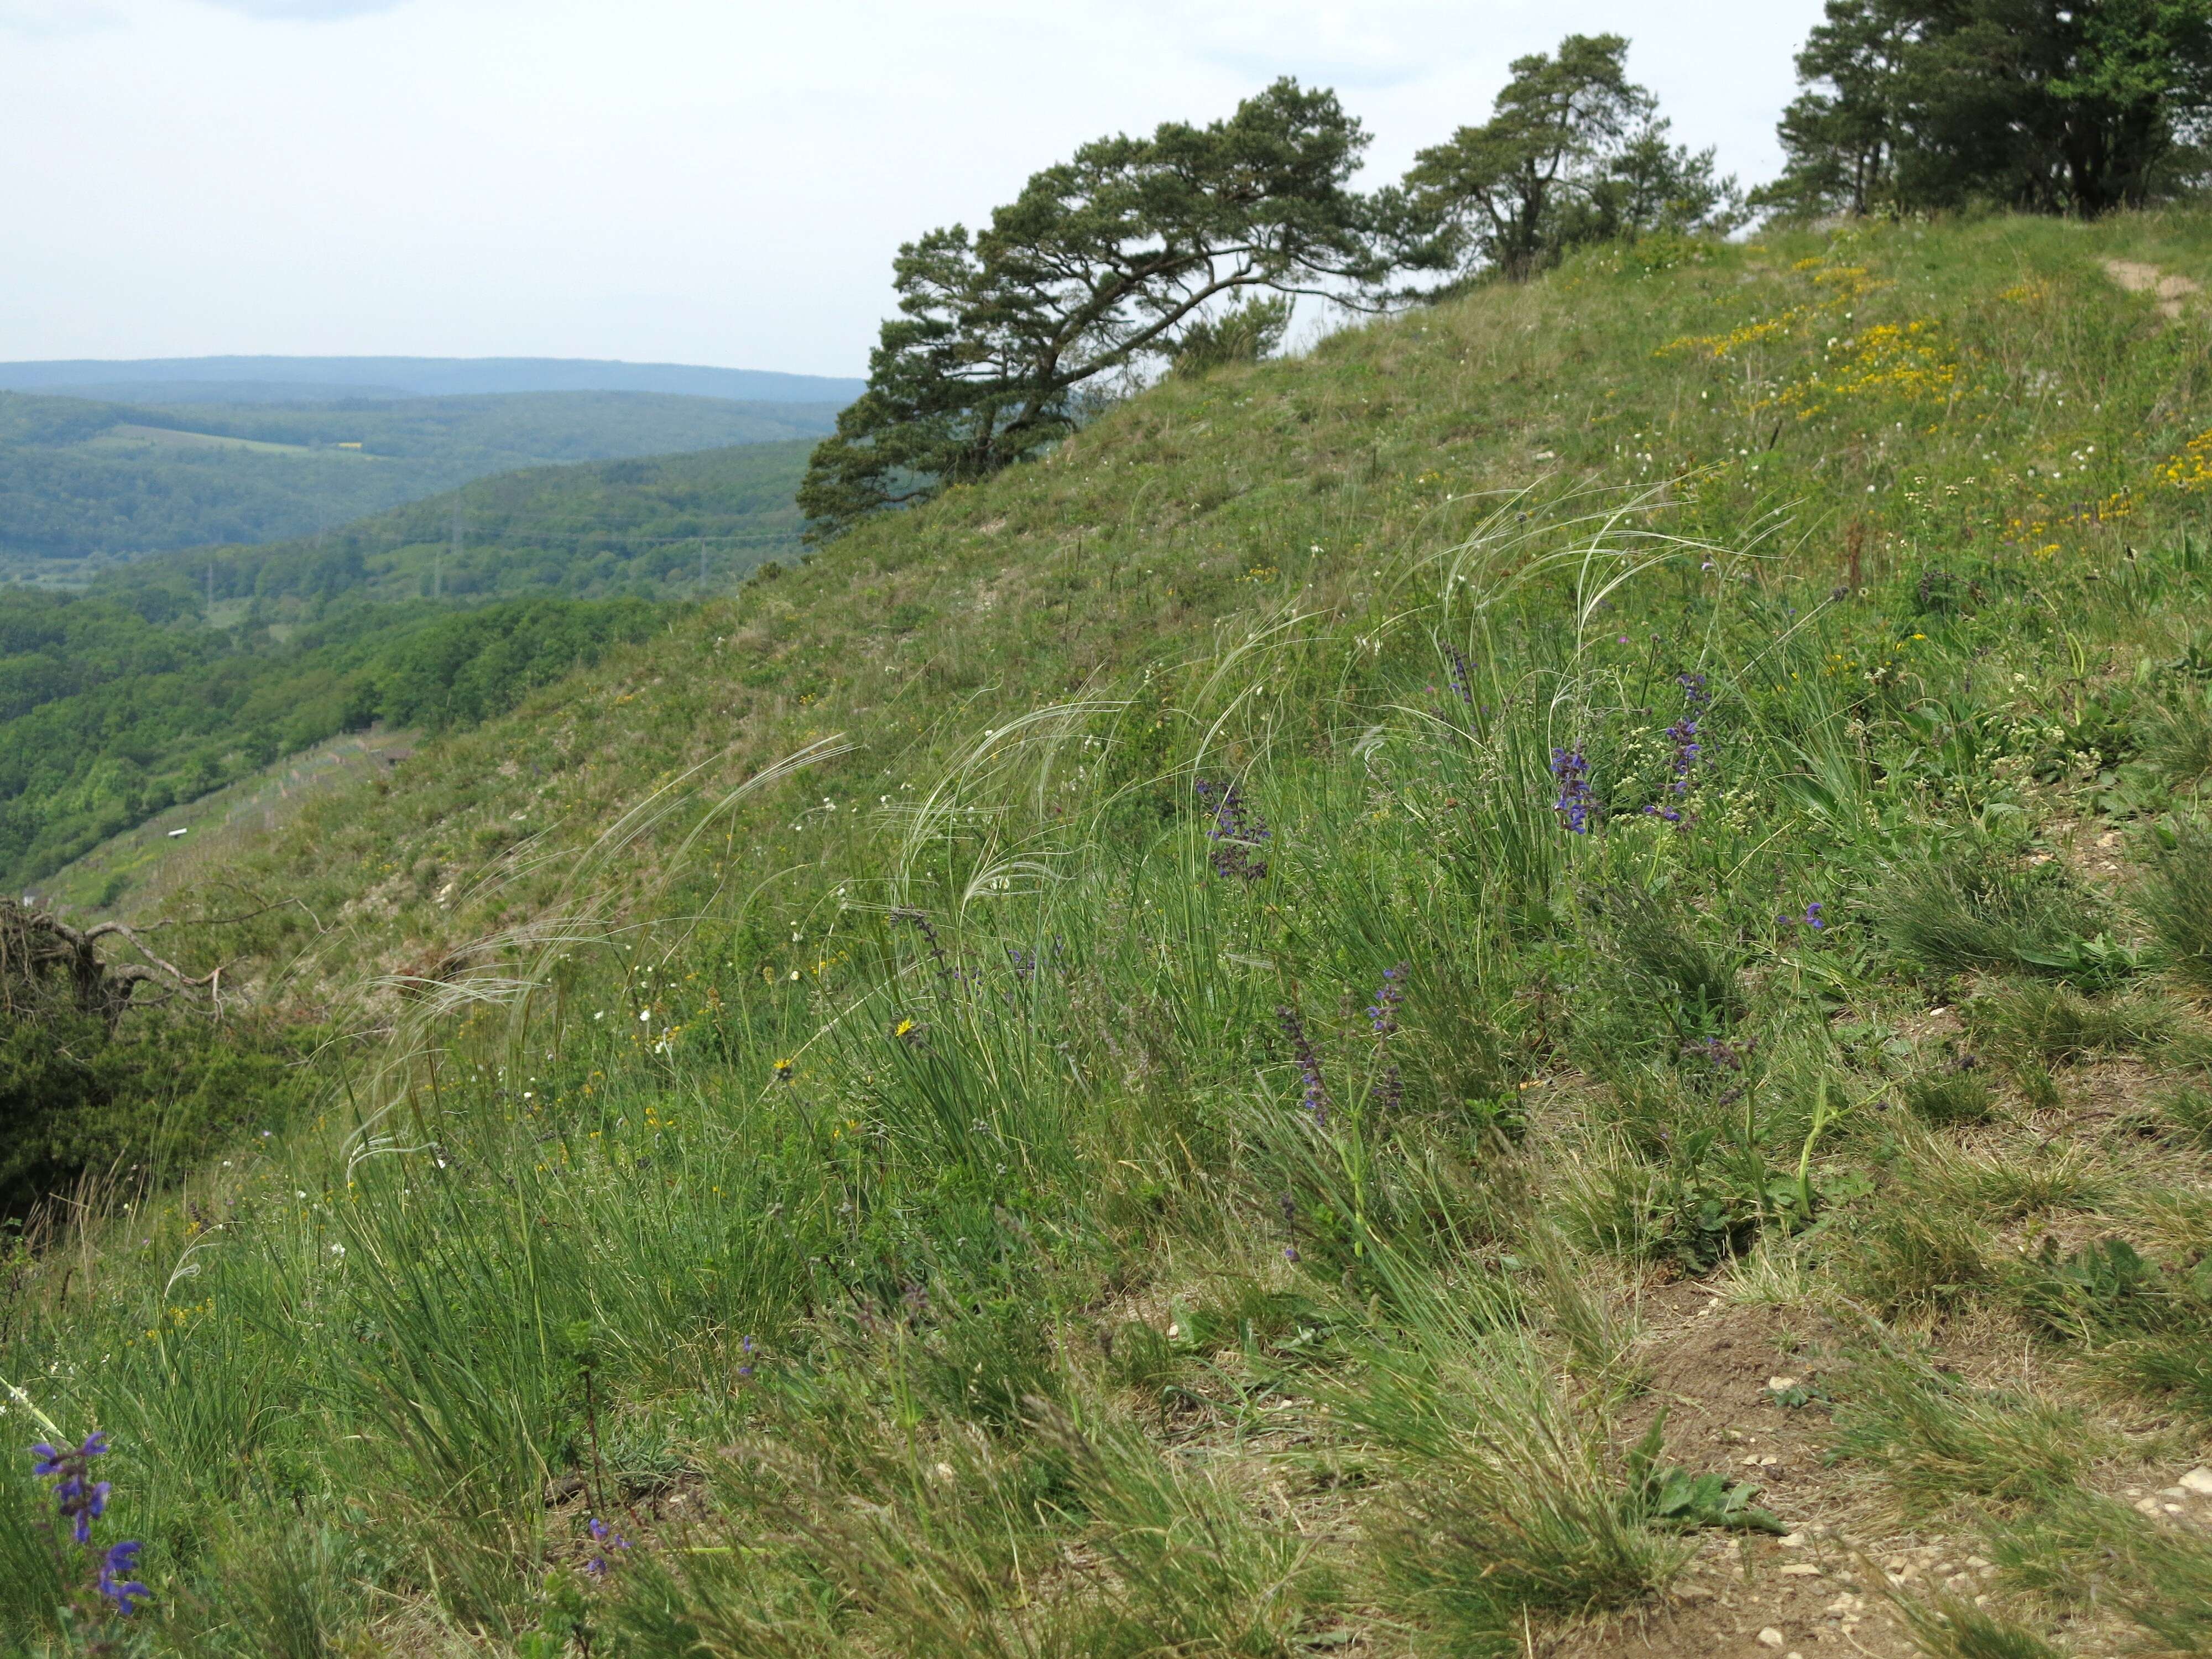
[0,901,222,1029]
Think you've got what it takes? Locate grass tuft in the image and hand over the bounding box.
[2141,823,2212,990]
[1829,1352,2104,1517]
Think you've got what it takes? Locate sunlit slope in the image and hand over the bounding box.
[20,211,2212,1655]
[169,211,2212,1004]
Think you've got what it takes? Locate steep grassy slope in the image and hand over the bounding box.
[10,214,2212,1656]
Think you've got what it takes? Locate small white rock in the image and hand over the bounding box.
[1768,1375,1799,1391]
[2136,1497,2164,1516]
[2180,1467,2212,1496]
[1780,1532,1807,1547]
[1780,1563,1823,1577]
[1757,1629,1785,1650]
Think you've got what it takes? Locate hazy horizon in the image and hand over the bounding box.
[0,354,867,403]
[3,0,1828,377]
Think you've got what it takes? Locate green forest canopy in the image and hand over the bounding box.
[0,591,670,888]
[101,440,813,617]
[0,441,816,889]
[0,388,838,571]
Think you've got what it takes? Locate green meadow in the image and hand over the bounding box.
[10,211,2212,1657]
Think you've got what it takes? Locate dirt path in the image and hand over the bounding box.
[2105,258,2201,317]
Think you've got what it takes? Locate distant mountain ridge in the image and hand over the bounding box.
[0,356,864,405]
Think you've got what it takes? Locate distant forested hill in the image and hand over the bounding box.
[0,439,813,886]
[0,388,839,572]
[0,591,671,886]
[102,438,811,613]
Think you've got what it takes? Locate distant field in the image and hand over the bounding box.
[86,422,369,458]
[1,437,808,890]
[104,437,815,612]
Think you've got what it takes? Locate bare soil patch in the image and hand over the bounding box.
[2105,258,2201,318]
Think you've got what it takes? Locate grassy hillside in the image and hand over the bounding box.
[0,390,834,575]
[10,213,2212,1657]
[34,728,420,916]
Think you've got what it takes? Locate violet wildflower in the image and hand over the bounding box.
[29,1432,150,1618]
[890,907,951,976]
[32,1432,111,1545]
[738,1335,755,1379]
[1444,644,1474,706]
[1194,778,1271,882]
[97,1540,151,1616]
[1550,746,1594,834]
[1277,1006,1328,1125]
[1645,674,1707,824]
[1365,964,1407,1037]
[1376,1065,1404,1114]
[1780,902,1826,931]
[1681,1035,1756,1072]
[583,1515,631,1577]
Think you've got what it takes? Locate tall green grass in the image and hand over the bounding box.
[13,211,2212,1653]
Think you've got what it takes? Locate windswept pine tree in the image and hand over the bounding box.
[1383,34,1744,288]
[797,80,1383,536]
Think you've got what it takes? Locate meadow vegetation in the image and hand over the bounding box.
[11,211,2212,1655]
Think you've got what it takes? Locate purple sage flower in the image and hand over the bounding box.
[1644,674,1707,824]
[1550,745,1594,834]
[1444,644,1475,706]
[1277,1006,1328,1125]
[1376,1065,1404,1113]
[98,1540,152,1616]
[584,1515,632,1577]
[1195,778,1271,882]
[1366,964,1407,1037]
[31,1432,112,1545]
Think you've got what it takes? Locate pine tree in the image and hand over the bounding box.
[799,81,1381,538]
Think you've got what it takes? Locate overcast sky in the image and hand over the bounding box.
[1,0,1829,378]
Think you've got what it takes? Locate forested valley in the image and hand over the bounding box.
[0,440,811,889]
